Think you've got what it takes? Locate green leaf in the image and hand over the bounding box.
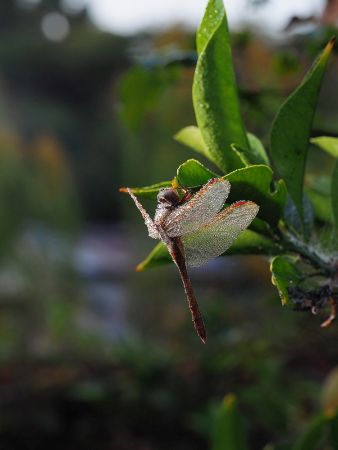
[174,126,218,165]
[284,194,314,241]
[332,160,338,228]
[177,160,287,226]
[225,165,287,227]
[120,181,171,200]
[250,216,275,237]
[231,136,270,167]
[174,126,268,169]
[231,144,250,167]
[270,37,335,220]
[193,0,249,173]
[247,132,270,165]
[175,159,218,187]
[311,136,338,158]
[307,163,338,228]
[224,229,282,255]
[136,242,170,272]
[292,415,328,450]
[306,189,333,224]
[137,230,281,271]
[211,394,249,450]
[305,175,333,224]
[270,255,303,306]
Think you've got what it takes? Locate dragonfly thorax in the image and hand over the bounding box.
[157,188,180,209]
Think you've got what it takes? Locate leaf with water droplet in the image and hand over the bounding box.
[193,0,249,173]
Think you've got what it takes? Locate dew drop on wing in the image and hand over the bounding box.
[182,201,259,267]
[164,179,230,238]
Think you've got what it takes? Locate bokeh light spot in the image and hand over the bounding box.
[41,12,70,42]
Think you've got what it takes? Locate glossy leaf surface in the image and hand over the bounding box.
[270,38,335,219]
[193,0,248,173]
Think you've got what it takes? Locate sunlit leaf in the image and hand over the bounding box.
[119,181,171,200]
[193,0,249,173]
[174,126,218,165]
[174,126,268,169]
[311,136,338,158]
[270,255,303,306]
[175,159,218,187]
[270,38,335,220]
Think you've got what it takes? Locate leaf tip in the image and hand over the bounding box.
[329,35,336,47]
[323,35,336,58]
[173,131,181,142]
[135,262,144,272]
[270,271,287,306]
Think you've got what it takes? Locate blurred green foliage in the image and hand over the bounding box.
[0,131,79,249]
[0,0,130,221]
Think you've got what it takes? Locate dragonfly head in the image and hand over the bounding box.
[157,188,180,208]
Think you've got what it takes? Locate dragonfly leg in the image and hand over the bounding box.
[125,188,159,239]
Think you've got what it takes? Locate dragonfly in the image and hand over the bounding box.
[123,178,259,343]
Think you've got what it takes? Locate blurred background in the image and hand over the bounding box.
[0,0,337,449]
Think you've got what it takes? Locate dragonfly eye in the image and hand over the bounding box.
[158,189,180,207]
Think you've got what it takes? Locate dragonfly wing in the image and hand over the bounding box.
[165,178,230,237]
[182,201,259,267]
[166,237,207,343]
